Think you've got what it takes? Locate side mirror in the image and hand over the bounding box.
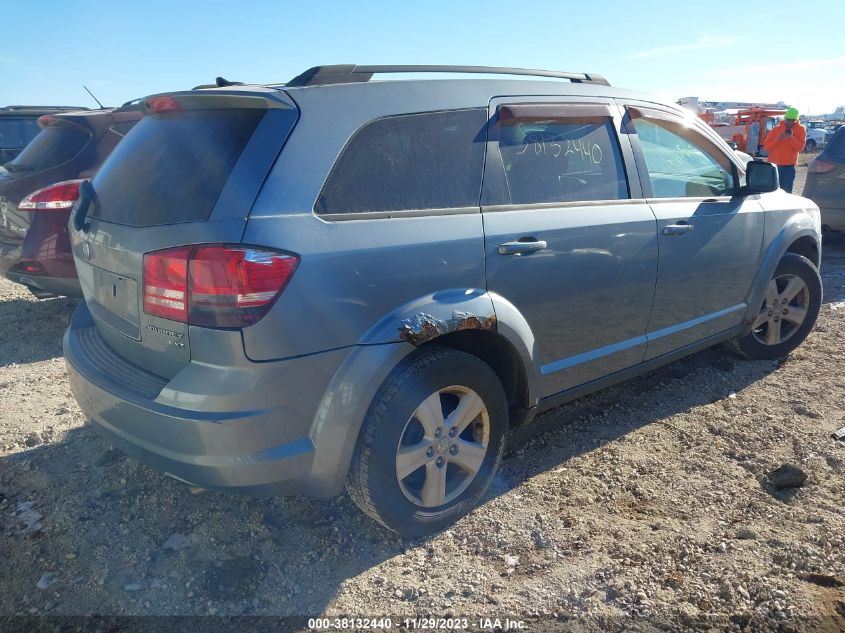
[741,160,779,195]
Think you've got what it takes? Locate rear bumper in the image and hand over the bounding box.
[63,302,353,496]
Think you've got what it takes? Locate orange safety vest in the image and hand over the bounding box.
[763,121,806,166]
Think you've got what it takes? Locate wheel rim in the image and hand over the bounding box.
[395,385,490,508]
[751,274,810,346]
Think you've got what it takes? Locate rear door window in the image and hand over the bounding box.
[90,109,263,226]
[7,123,90,172]
[315,109,486,214]
[495,103,629,205]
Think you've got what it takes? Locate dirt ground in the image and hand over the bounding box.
[1,155,843,632]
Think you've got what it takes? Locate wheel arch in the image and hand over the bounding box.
[354,288,541,412]
[308,288,541,493]
[785,234,820,268]
[741,212,821,335]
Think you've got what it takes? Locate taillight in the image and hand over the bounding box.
[143,246,191,322]
[142,245,298,328]
[808,159,837,174]
[18,180,83,211]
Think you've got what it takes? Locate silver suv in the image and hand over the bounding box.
[64,65,823,535]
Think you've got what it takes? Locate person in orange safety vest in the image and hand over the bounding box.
[763,107,806,193]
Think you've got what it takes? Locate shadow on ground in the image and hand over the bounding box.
[0,296,77,366]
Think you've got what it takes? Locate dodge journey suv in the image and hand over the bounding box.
[64,65,823,536]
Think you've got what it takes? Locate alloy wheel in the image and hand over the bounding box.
[395,386,490,508]
[751,274,810,346]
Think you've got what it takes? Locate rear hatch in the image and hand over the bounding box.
[70,89,299,379]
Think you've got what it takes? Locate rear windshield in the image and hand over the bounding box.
[6,124,90,172]
[0,117,41,150]
[90,109,264,226]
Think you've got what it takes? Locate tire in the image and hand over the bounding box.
[346,346,508,536]
[733,253,822,360]
[805,139,817,152]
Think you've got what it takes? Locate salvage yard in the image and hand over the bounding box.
[1,158,844,631]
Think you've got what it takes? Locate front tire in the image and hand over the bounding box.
[346,346,508,536]
[733,253,822,360]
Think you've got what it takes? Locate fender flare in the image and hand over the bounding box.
[356,287,541,406]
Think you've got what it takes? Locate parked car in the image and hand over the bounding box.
[804,126,845,234]
[0,105,88,164]
[0,105,141,297]
[805,126,827,152]
[64,65,823,536]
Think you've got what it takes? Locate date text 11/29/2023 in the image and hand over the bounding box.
[307,617,528,630]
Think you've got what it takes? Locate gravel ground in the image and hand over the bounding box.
[1,157,843,632]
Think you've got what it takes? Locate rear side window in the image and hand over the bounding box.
[496,104,628,205]
[7,124,90,171]
[316,109,486,214]
[91,109,263,226]
[0,118,41,151]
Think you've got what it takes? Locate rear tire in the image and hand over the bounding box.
[346,346,508,536]
[732,254,822,360]
[805,139,817,152]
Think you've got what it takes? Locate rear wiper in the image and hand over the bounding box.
[73,180,96,232]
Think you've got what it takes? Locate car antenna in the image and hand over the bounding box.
[83,85,105,109]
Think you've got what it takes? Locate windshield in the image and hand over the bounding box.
[7,123,90,172]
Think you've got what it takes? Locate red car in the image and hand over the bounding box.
[0,105,140,297]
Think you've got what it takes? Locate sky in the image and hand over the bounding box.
[2,0,843,116]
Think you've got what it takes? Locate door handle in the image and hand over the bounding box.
[498,239,548,256]
[663,222,695,236]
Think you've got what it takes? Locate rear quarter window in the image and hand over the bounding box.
[315,109,486,215]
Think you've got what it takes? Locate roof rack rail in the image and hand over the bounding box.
[286,65,610,87]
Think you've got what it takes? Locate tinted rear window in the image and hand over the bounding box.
[91,109,263,226]
[316,109,486,214]
[7,124,90,171]
[0,118,41,150]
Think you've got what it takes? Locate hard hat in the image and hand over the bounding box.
[785,107,799,120]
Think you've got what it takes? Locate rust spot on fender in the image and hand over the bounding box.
[399,310,497,345]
